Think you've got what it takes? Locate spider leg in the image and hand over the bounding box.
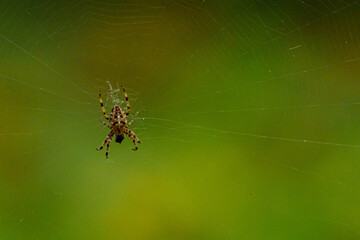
[110,107,115,123]
[99,90,109,121]
[126,130,141,151]
[99,119,110,128]
[96,137,108,151]
[128,130,141,143]
[127,118,135,126]
[105,136,113,158]
[97,131,113,151]
[121,85,131,116]
[131,139,138,151]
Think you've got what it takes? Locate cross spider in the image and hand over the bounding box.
[96,85,141,158]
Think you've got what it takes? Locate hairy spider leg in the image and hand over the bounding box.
[99,91,109,121]
[121,85,131,116]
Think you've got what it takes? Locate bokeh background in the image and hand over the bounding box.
[1,0,360,239]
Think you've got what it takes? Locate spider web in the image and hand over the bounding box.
[0,0,360,239]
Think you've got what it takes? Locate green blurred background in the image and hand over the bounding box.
[1,0,360,239]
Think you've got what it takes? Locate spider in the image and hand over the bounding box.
[96,85,141,158]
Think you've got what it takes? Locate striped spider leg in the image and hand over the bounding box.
[96,130,114,158]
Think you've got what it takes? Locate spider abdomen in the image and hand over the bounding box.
[115,134,124,144]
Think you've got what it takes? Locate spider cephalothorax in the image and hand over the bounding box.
[96,85,141,158]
